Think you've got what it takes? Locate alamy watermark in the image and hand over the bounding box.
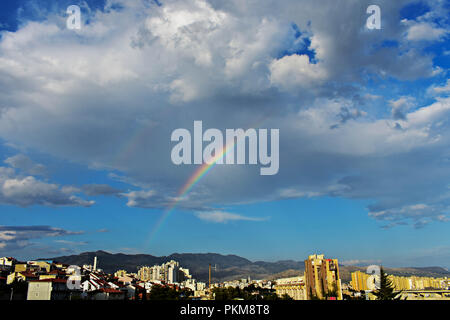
[171,121,279,176]
[66,265,82,290]
[366,265,381,289]
[366,5,381,30]
[66,5,81,30]
[65,4,380,31]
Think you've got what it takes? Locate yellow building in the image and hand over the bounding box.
[304,254,343,300]
[7,273,17,284]
[14,264,27,273]
[114,270,128,278]
[0,257,14,269]
[274,276,306,300]
[28,261,51,273]
[137,266,151,281]
[388,275,446,291]
[350,271,379,291]
[7,271,37,284]
[39,275,57,280]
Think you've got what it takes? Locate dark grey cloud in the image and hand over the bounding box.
[0,225,84,253]
[4,154,47,176]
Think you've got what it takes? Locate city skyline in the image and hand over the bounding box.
[3,252,449,301]
[0,0,449,268]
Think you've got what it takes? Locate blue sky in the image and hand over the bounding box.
[0,0,449,269]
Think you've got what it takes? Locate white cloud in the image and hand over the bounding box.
[277,188,322,199]
[341,259,382,266]
[54,240,88,246]
[0,231,16,241]
[406,22,448,41]
[0,175,94,207]
[389,96,415,120]
[195,210,267,223]
[269,54,327,91]
[428,79,450,96]
[0,159,94,207]
[122,189,157,208]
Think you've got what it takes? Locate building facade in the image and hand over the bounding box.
[304,254,343,300]
[274,276,306,300]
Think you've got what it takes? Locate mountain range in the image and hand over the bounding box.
[43,250,450,283]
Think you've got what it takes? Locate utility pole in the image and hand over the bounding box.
[208,264,218,289]
[10,287,13,301]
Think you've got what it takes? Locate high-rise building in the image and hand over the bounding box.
[304,254,343,300]
[168,266,177,284]
[137,266,152,281]
[137,261,190,283]
[350,270,372,291]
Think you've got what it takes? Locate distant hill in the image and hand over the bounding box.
[43,250,450,283]
[339,265,450,283]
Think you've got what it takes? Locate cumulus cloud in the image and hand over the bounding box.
[428,79,450,96]
[405,21,448,41]
[0,174,94,207]
[122,189,158,208]
[0,0,448,228]
[0,155,94,207]
[389,96,415,120]
[269,54,327,91]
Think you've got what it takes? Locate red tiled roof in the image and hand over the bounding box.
[49,270,66,275]
[114,282,126,288]
[19,272,37,277]
[99,288,123,294]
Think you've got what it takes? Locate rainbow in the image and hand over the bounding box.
[146,138,237,243]
[143,116,269,245]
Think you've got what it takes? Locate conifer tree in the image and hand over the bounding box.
[372,267,400,300]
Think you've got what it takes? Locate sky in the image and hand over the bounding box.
[0,0,449,268]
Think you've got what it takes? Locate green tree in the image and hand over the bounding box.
[372,268,400,300]
[213,286,281,300]
[148,284,192,300]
